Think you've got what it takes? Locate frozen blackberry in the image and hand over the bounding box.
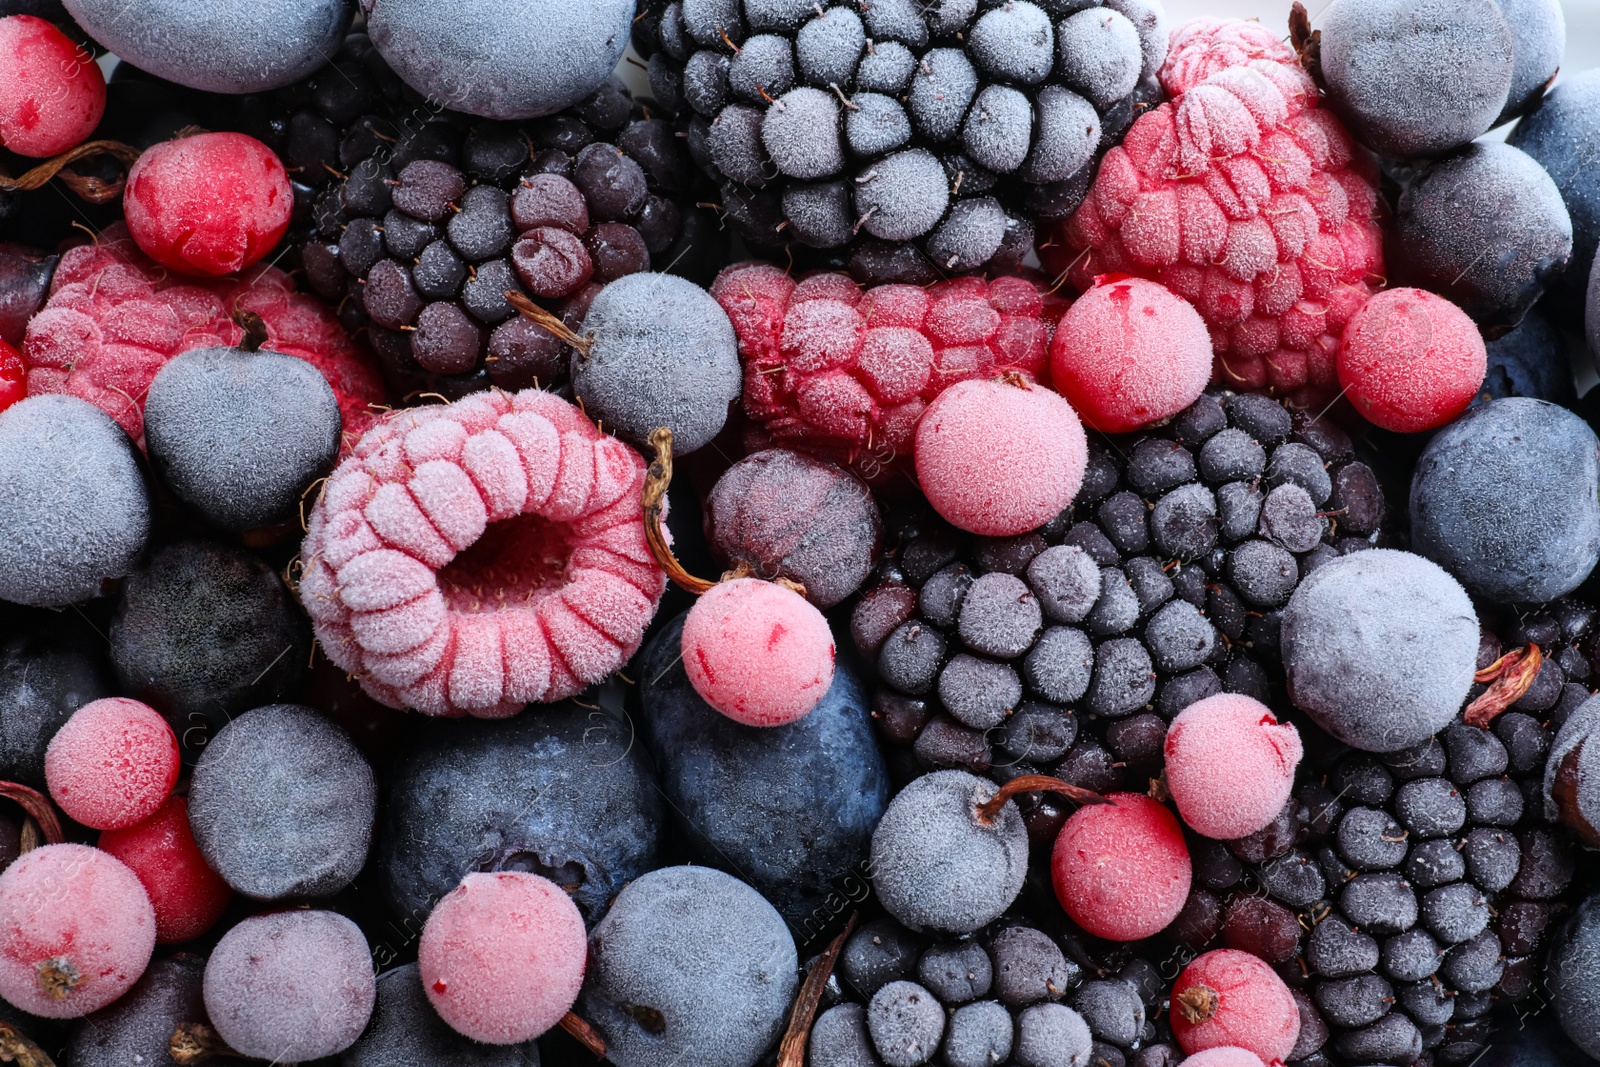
[634,0,1168,281]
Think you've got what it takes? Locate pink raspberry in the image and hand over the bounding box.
[1042,19,1386,409]
[712,264,1068,478]
[1170,948,1301,1064]
[681,577,836,727]
[0,15,104,158]
[0,339,23,416]
[1164,693,1303,840]
[44,697,179,831]
[1050,792,1192,941]
[298,388,666,718]
[22,224,383,448]
[1337,287,1486,432]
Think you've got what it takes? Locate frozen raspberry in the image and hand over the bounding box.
[712,263,1068,477]
[681,577,836,727]
[22,224,382,448]
[1042,19,1385,408]
[1164,693,1303,840]
[1170,948,1301,1064]
[297,388,666,718]
[915,378,1088,537]
[1050,275,1214,432]
[0,844,155,1018]
[97,795,231,945]
[0,340,23,415]
[1051,792,1192,941]
[1336,287,1486,433]
[44,697,178,831]
[124,133,293,276]
[419,872,588,1044]
[0,15,104,158]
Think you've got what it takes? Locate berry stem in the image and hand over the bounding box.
[558,1011,608,1059]
[641,426,716,595]
[231,308,268,353]
[777,912,860,1067]
[1463,643,1543,727]
[0,140,141,203]
[0,782,64,848]
[973,775,1107,825]
[504,291,592,356]
[0,1020,55,1067]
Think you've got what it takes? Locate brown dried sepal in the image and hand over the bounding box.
[1176,983,1220,1025]
[1289,2,1323,86]
[973,774,1107,826]
[776,912,860,1067]
[169,1022,241,1065]
[35,957,79,1001]
[1464,643,1543,727]
[0,1020,56,1066]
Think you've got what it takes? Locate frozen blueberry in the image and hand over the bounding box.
[188,704,375,900]
[1551,892,1600,1058]
[1492,0,1566,124]
[1411,398,1600,604]
[1479,309,1576,405]
[570,272,740,456]
[1319,0,1515,157]
[581,866,798,1067]
[363,0,635,119]
[1509,69,1600,320]
[0,395,149,608]
[70,955,205,1067]
[342,962,539,1066]
[144,346,342,530]
[1281,549,1478,752]
[0,608,113,787]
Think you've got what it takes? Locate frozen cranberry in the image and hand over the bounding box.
[682,577,836,726]
[1337,288,1486,433]
[1051,792,1192,941]
[1170,948,1301,1064]
[44,697,179,831]
[98,795,232,945]
[1164,694,1303,840]
[0,15,104,157]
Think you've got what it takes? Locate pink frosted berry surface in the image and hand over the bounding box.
[203,909,375,1062]
[22,224,383,447]
[1178,1048,1267,1067]
[1050,276,1213,433]
[1164,693,1303,840]
[124,133,293,277]
[1170,948,1301,1063]
[712,265,1068,478]
[0,15,104,158]
[44,696,178,831]
[298,388,666,718]
[1043,19,1385,408]
[1051,793,1192,941]
[0,843,155,1018]
[681,577,836,727]
[1337,287,1487,433]
[419,871,587,1044]
[915,378,1087,537]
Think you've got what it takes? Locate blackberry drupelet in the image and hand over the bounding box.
[633,0,1168,283]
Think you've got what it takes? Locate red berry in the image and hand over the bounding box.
[44,697,178,831]
[0,339,24,415]
[1178,1049,1267,1067]
[1050,792,1192,941]
[0,15,104,158]
[98,795,232,945]
[1170,948,1301,1064]
[1050,276,1214,433]
[124,133,292,276]
[681,577,836,726]
[419,872,587,1044]
[914,378,1087,537]
[1164,694,1303,840]
[1337,287,1486,432]
[0,843,155,1017]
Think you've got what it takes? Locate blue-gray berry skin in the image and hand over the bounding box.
[378,704,663,926]
[1319,0,1514,159]
[109,540,307,742]
[1589,242,1600,370]
[1410,398,1600,604]
[1478,308,1577,406]
[0,608,114,787]
[1490,0,1565,126]
[144,347,342,531]
[189,704,376,900]
[1510,70,1600,323]
[638,613,889,928]
[580,866,798,1067]
[62,0,353,93]
[1551,893,1600,1059]
[363,0,634,119]
[71,955,205,1067]
[1281,549,1479,753]
[1395,143,1572,331]
[342,964,539,1066]
[570,273,740,456]
[0,395,149,609]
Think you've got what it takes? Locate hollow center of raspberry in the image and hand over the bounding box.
[437,512,576,613]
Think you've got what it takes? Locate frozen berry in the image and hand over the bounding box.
[0,395,149,608]
[1336,288,1487,432]
[419,871,586,1044]
[1165,694,1303,839]
[1176,1049,1266,1067]
[124,133,293,277]
[44,697,178,831]
[1051,792,1192,941]
[346,961,541,1066]
[916,378,1088,536]
[1050,276,1213,433]
[0,341,23,416]
[297,389,665,717]
[681,577,835,727]
[1170,949,1300,1064]
[1510,69,1600,321]
[0,14,104,157]
[868,979,945,1067]
[0,844,154,1018]
[97,795,231,945]
[68,954,204,1067]
[203,909,375,1061]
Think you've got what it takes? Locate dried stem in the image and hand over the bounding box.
[777,913,860,1067]
[505,291,592,355]
[169,1022,243,1064]
[1464,644,1543,728]
[0,140,141,203]
[0,1021,55,1066]
[1289,2,1323,84]
[0,783,63,846]
[642,426,716,594]
[232,309,269,353]
[558,1011,607,1058]
[973,775,1107,825]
